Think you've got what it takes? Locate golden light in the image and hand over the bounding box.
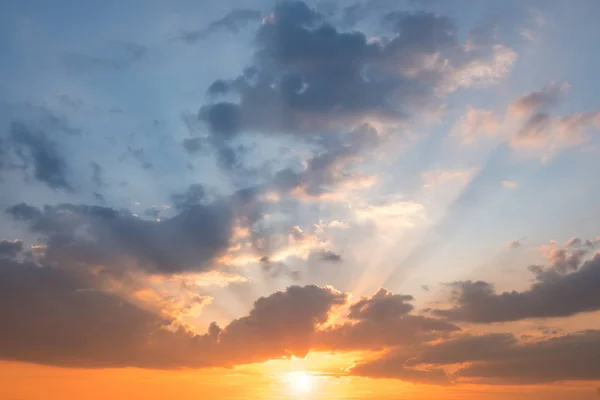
[286,371,314,396]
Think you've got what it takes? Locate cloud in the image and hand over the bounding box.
[453,82,600,156]
[507,82,569,119]
[90,161,107,187]
[0,239,23,259]
[352,330,600,384]
[7,121,73,191]
[351,355,451,384]
[456,331,600,384]
[316,250,343,263]
[354,199,426,231]
[212,285,346,364]
[0,257,212,368]
[506,238,523,248]
[6,196,238,274]
[501,180,517,189]
[259,256,301,281]
[199,2,515,139]
[317,288,459,351]
[452,107,499,144]
[348,288,414,320]
[433,251,600,323]
[0,271,460,372]
[421,168,475,189]
[179,9,262,43]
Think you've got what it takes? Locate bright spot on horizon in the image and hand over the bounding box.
[286,371,314,396]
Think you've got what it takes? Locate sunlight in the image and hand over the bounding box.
[286,371,314,396]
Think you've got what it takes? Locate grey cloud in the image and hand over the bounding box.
[353,330,600,384]
[0,269,462,374]
[448,331,600,384]
[179,9,262,43]
[457,331,600,384]
[0,257,211,368]
[8,121,74,191]
[126,146,153,170]
[199,2,510,140]
[213,285,346,364]
[171,184,207,212]
[0,240,23,259]
[349,288,414,321]
[410,333,518,365]
[433,253,600,323]
[351,352,451,384]
[90,162,107,187]
[317,250,342,263]
[6,199,235,274]
[317,288,459,351]
[259,256,301,281]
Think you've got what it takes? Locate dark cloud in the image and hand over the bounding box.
[8,121,74,191]
[212,285,346,364]
[179,9,262,43]
[317,289,459,351]
[456,331,600,384]
[0,257,211,368]
[170,183,207,212]
[353,330,600,384]
[90,161,107,187]
[199,1,512,141]
[265,123,381,198]
[0,239,23,259]
[317,250,342,263]
[351,352,451,384]
[6,199,235,274]
[259,256,301,281]
[348,288,414,321]
[433,253,600,323]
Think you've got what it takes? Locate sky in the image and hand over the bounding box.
[1,0,600,399]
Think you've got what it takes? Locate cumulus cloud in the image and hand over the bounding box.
[433,250,600,323]
[192,1,516,189]
[199,3,515,138]
[0,274,459,371]
[317,288,459,351]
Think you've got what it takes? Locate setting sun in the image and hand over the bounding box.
[286,372,314,396]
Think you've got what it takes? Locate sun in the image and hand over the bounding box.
[286,371,314,396]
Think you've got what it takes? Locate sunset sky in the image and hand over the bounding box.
[1,0,600,399]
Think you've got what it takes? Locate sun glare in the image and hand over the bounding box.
[286,371,314,396]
